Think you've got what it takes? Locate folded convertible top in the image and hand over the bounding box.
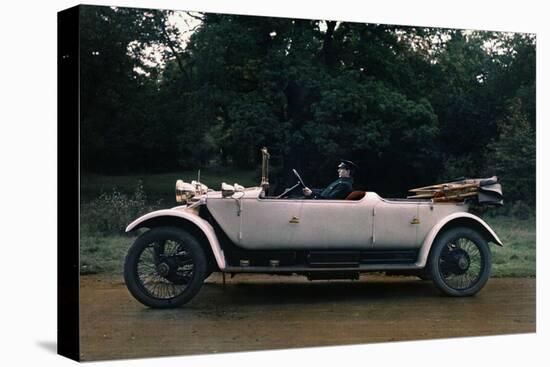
[408,176,503,205]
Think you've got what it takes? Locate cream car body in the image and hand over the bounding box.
[126,186,502,272]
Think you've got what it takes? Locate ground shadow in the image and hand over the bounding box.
[193,277,444,307]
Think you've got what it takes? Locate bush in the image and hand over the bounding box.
[508,200,533,220]
[81,181,162,235]
[481,199,535,220]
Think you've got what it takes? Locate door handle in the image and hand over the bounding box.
[411,217,420,225]
[289,216,300,224]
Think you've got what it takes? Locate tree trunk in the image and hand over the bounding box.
[322,21,337,68]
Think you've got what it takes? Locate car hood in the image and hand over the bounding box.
[206,187,263,200]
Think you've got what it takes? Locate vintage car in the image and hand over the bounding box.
[123,148,504,308]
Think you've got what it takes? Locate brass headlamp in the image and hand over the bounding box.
[175,180,196,204]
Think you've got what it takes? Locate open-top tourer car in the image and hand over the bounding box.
[123,148,503,308]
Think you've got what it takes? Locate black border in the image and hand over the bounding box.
[57,5,80,362]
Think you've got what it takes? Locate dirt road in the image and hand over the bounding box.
[79,274,535,361]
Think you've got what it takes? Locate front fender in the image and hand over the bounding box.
[415,212,503,268]
[126,208,226,270]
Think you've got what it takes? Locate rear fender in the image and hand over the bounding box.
[415,212,503,268]
[126,209,226,270]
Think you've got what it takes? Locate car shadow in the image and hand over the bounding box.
[197,277,441,306]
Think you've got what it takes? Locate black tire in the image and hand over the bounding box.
[428,227,492,296]
[124,227,207,308]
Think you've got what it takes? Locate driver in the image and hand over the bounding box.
[303,160,357,199]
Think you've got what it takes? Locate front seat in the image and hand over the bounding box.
[345,191,366,201]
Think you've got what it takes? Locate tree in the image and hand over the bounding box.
[78,6,536,207]
[488,99,536,208]
[79,6,190,172]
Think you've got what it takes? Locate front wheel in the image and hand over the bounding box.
[429,227,492,296]
[124,227,207,308]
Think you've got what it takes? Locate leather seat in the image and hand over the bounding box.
[345,191,366,201]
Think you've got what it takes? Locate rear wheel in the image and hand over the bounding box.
[124,227,207,308]
[429,227,492,296]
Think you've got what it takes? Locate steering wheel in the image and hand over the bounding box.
[292,169,307,188]
[275,169,308,199]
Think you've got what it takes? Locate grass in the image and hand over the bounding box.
[484,216,536,277]
[80,234,137,274]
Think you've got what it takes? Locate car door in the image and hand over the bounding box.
[372,199,419,249]
[238,197,304,250]
[290,194,375,249]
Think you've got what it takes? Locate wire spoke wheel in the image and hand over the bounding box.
[438,238,484,290]
[136,239,195,300]
[429,227,492,297]
[124,227,207,308]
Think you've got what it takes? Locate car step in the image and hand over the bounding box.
[307,251,360,268]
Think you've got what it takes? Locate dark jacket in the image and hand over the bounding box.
[312,177,353,199]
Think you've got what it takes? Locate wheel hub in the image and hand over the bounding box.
[157,256,181,276]
[157,262,170,276]
[441,248,470,275]
[457,255,470,270]
[156,255,192,285]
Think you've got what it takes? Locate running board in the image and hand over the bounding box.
[222,263,423,273]
[306,249,420,267]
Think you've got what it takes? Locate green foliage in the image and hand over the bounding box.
[79,6,535,205]
[80,181,162,235]
[488,99,536,208]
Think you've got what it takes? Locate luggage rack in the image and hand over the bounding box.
[407,176,503,205]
